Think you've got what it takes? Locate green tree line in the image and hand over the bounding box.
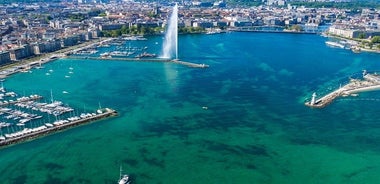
[102,25,163,37]
[102,25,206,37]
[290,1,380,10]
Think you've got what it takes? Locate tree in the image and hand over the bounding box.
[358,32,366,39]
[98,12,107,17]
[290,25,302,32]
[371,36,380,43]
[121,25,128,34]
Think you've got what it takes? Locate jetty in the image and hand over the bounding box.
[172,59,209,68]
[67,56,209,68]
[0,108,117,148]
[305,71,380,108]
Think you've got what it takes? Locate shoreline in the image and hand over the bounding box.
[0,37,113,79]
[324,33,380,54]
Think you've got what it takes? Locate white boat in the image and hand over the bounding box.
[118,166,131,184]
[325,41,345,49]
[19,118,31,124]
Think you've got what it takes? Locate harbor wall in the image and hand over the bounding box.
[344,85,380,94]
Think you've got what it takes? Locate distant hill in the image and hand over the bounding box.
[288,0,380,9]
[0,0,378,9]
[0,0,58,4]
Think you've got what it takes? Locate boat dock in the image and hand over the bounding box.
[67,56,209,68]
[305,71,380,108]
[0,85,118,149]
[0,108,117,148]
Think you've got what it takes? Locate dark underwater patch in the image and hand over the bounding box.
[122,158,139,167]
[12,174,27,184]
[44,162,65,170]
[201,140,269,157]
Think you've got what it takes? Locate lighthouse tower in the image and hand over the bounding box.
[310,92,317,105]
[362,70,367,78]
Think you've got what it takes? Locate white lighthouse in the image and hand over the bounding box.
[363,70,367,77]
[310,92,317,105]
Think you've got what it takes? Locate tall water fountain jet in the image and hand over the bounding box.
[161,4,178,59]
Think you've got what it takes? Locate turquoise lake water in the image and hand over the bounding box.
[1,32,380,183]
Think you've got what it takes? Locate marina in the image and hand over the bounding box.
[305,70,380,108]
[0,107,117,148]
[0,85,117,148]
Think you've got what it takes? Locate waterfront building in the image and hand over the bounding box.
[213,21,228,27]
[32,39,62,55]
[61,36,79,47]
[193,21,214,28]
[328,26,359,38]
[230,20,253,27]
[9,45,33,61]
[99,23,124,31]
[90,29,101,38]
[328,26,380,39]
[0,51,11,65]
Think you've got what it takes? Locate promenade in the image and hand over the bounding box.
[0,38,111,79]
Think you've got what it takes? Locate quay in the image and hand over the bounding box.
[68,56,171,62]
[230,27,319,34]
[0,108,117,148]
[67,56,209,68]
[305,71,380,108]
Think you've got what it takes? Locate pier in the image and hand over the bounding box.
[305,71,380,108]
[0,108,117,148]
[67,56,209,68]
[172,59,209,68]
[0,86,118,149]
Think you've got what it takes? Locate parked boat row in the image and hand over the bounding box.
[0,94,42,106]
[0,108,117,148]
[74,49,99,55]
[325,41,345,49]
[3,125,48,139]
[0,86,73,135]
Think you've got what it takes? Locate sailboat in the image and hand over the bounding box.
[118,166,131,184]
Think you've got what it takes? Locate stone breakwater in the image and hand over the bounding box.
[305,72,380,108]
